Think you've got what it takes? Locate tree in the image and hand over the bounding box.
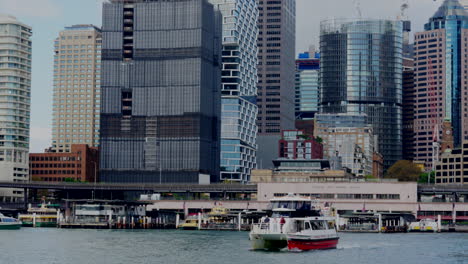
[315,136,323,144]
[385,160,421,182]
[418,171,435,184]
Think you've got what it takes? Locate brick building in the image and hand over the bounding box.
[29,144,99,182]
[278,130,323,160]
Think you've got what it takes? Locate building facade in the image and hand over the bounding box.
[251,159,353,183]
[278,130,323,160]
[29,144,99,182]
[315,114,375,177]
[402,58,416,161]
[51,25,102,152]
[295,48,320,120]
[435,141,468,184]
[99,0,222,183]
[209,0,258,183]
[0,15,32,202]
[413,0,468,168]
[320,19,403,170]
[256,0,296,168]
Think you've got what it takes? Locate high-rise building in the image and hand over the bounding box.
[209,0,258,183]
[402,58,416,161]
[51,25,102,153]
[320,19,403,169]
[460,0,468,10]
[0,15,32,202]
[295,48,320,120]
[413,0,468,168]
[99,0,222,183]
[256,0,296,169]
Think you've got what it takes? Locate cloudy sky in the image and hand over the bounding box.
[0,0,449,152]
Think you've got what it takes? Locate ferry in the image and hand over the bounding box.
[408,218,439,232]
[0,212,21,230]
[18,203,59,227]
[178,213,204,230]
[287,217,339,251]
[249,194,324,250]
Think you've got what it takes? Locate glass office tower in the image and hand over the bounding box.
[320,19,403,169]
[99,0,222,183]
[295,51,320,120]
[209,0,258,183]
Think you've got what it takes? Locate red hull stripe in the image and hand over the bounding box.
[288,238,339,251]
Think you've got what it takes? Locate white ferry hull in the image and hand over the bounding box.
[249,233,287,250]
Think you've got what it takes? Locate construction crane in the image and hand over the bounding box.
[400,1,409,19]
[353,0,362,18]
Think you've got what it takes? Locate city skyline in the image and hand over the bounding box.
[0,0,442,153]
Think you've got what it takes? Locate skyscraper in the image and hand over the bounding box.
[414,0,468,168]
[0,15,32,202]
[320,19,403,169]
[209,0,258,183]
[295,48,320,120]
[402,58,415,161]
[99,0,222,183]
[256,0,296,169]
[460,0,468,10]
[51,25,102,153]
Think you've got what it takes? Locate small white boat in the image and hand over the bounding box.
[0,212,21,230]
[409,218,439,232]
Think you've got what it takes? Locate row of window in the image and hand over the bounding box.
[273,193,401,200]
[31,170,80,175]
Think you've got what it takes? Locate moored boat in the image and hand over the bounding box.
[178,213,204,230]
[409,218,439,232]
[0,212,21,230]
[18,203,59,227]
[287,217,339,251]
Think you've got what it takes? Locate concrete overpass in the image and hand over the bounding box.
[0,181,257,193]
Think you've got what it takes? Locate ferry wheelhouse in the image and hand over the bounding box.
[249,194,323,250]
[287,217,339,251]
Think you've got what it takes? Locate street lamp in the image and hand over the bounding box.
[91,160,97,200]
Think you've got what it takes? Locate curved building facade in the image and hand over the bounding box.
[0,15,32,201]
[320,19,403,169]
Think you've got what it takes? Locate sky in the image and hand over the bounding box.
[0,0,447,152]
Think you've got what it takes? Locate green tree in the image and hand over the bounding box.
[418,171,435,184]
[315,136,323,144]
[385,160,421,182]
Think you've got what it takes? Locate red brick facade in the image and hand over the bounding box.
[29,144,99,182]
[278,130,323,160]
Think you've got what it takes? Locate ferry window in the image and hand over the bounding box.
[328,222,335,230]
[311,221,325,230]
[304,221,311,230]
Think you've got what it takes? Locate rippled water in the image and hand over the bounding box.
[1,229,467,264]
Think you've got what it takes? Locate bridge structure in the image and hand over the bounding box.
[0,181,258,212]
[0,181,258,193]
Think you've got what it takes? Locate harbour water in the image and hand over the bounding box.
[1,229,467,264]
